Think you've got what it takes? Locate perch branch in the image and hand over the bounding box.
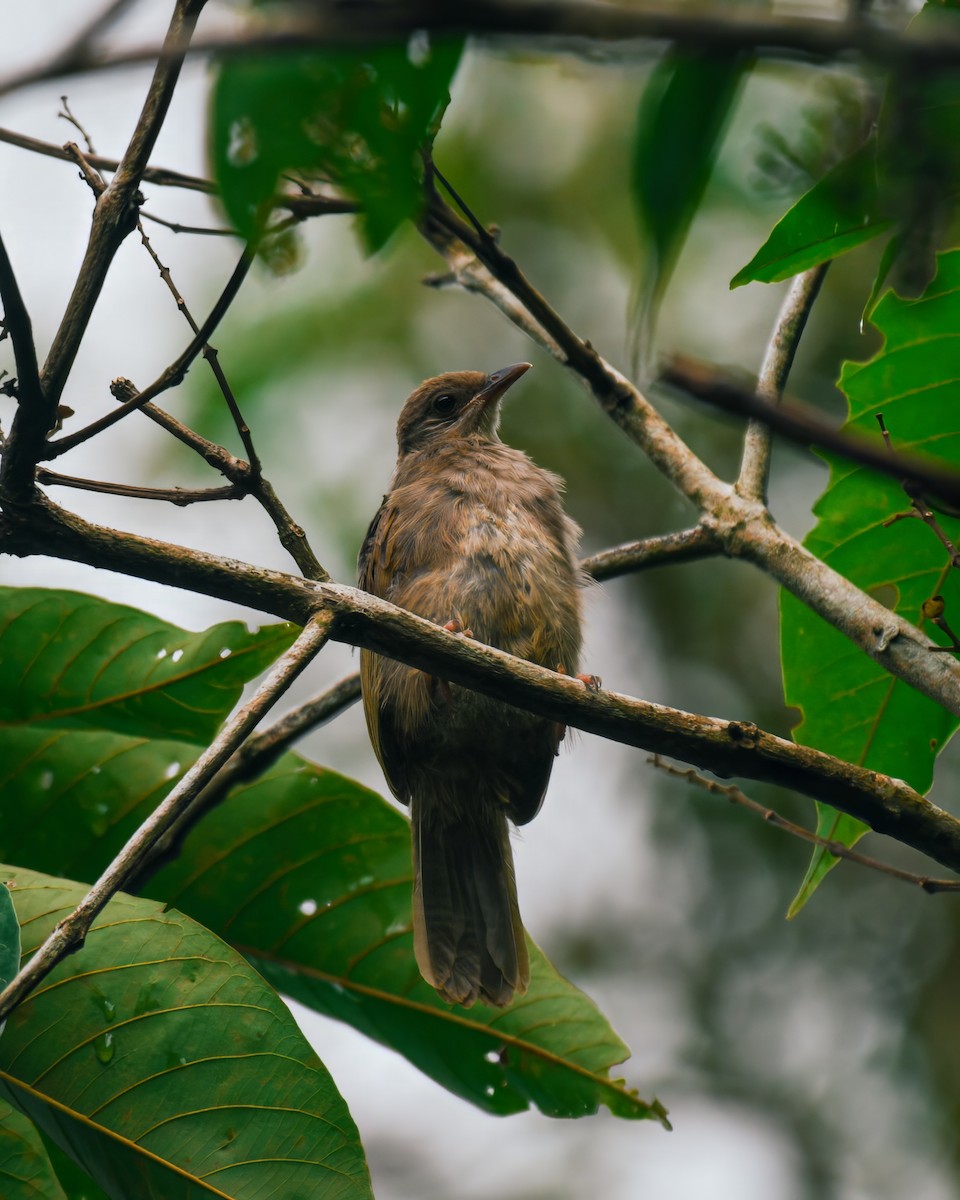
[2,496,960,877]
[419,189,960,716]
[0,610,333,1023]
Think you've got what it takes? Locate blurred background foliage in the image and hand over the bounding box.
[5,0,960,1196]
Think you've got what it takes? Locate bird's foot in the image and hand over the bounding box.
[553,665,601,752]
[556,664,602,692]
[442,618,474,638]
[429,619,474,703]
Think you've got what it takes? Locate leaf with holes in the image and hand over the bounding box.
[149,755,670,1126]
[0,588,295,743]
[0,866,371,1200]
[780,248,960,915]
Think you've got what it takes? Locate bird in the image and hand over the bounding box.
[358,362,585,1008]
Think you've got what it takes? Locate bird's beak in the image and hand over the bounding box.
[472,362,532,411]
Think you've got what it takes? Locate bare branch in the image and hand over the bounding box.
[0,125,216,194]
[0,610,333,1023]
[651,756,960,895]
[46,245,252,456]
[5,1,960,101]
[2,494,959,877]
[664,354,960,514]
[0,230,45,499]
[39,0,207,414]
[132,672,363,888]
[737,265,828,503]
[36,467,242,505]
[581,525,722,582]
[421,186,730,511]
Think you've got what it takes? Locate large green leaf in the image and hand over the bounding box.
[149,756,669,1126]
[210,37,463,251]
[781,248,960,913]
[0,588,295,742]
[0,866,371,1200]
[0,588,663,1124]
[632,48,751,325]
[0,1097,67,1200]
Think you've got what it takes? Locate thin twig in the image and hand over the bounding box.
[58,96,97,156]
[421,183,729,511]
[131,672,363,888]
[136,218,261,472]
[662,354,960,513]
[738,264,828,503]
[581,525,722,581]
[650,755,960,894]
[140,210,236,237]
[45,245,253,456]
[0,610,333,1024]
[39,0,206,414]
[35,467,242,506]
[0,125,215,193]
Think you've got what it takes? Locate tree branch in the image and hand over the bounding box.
[45,245,252,456]
[664,354,960,514]
[35,467,242,506]
[2,495,959,877]
[418,188,960,718]
[0,230,45,501]
[650,756,960,895]
[4,1,960,101]
[131,671,363,889]
[39,0,207,415]
[581,525,722,581]
[737,264,828,503]
[0,610,333,1023]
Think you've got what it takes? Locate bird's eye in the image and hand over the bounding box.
[432,394,457,416]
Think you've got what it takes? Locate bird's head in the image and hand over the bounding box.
[396,363,531,456]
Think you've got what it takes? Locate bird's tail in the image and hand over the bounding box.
[411,793,529,1008]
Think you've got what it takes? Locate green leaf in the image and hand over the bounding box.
[633,48,751,323]
[39,1133,109,1200]
[0,883,18,995]
[0,1097,67,1200]
[732,139,890,287]
[210,37,463,251]
[0,588,295,743]
[781,248,960,914]
[0,589,664,1125]
[0,866,371,1200]
[150,756,670,1127]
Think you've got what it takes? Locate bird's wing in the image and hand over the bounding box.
[358,497,409,803]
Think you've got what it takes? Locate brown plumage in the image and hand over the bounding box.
[358,363,583,1007]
